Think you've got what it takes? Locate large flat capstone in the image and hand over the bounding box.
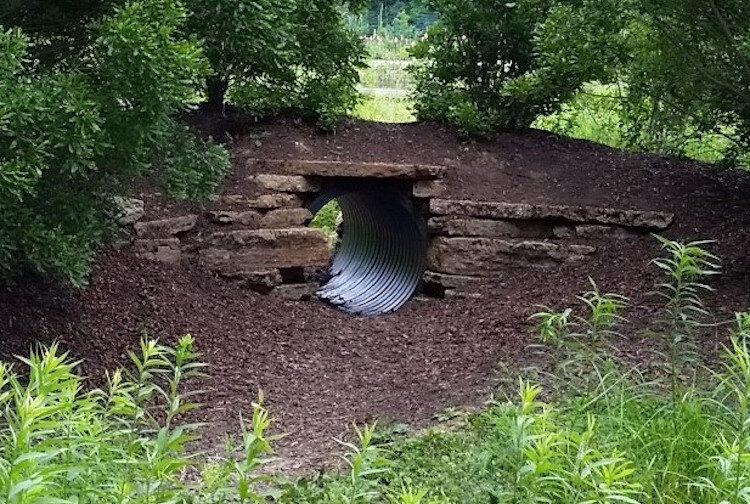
[430,199,674,230]
[248,158,446,180]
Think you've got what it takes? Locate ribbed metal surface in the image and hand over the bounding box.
[309,182,426,315]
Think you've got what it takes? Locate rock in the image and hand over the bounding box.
[209,228,330,250]
[115,197,145,225]
[202,228,332,270]
[199,253,283,291]
[426,237,596,275]
[413,180,447,198]
[260,208,312,228]
[423,270,485,289]
[240,270,284,291]
[553,226,575,238]
[248,158,446,180]
[422,270,484,298]
[428,216,553,238]
[444,289,483,299]
[575,224,637,239]
[134,215,197,237]
[429,199,674,230]
[214,193,304,209]
[206,210,262,226]
[270,283,319,301]
[201,246,331,270]
[250,174,321,193]
[134,238,181,263]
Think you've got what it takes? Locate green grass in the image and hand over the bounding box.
[359,59,413,90]
[534,82,750,168]
[354,94,415,123]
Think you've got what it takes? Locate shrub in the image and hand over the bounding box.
[0,336,399,504]
[0,1,228,285]
[410,0,559,136]
[0,28,112,285]
[0,336,204,503]
[624,0,750,164]
[413,0,750,165]
[156,123,231,202]
[288,0,367,129]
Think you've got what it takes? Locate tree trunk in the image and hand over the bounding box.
[206,76,228,111]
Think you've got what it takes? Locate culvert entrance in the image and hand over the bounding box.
[308,181,427,315]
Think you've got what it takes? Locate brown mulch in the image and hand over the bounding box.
[2,114,750,471]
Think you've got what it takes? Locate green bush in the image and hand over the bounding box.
[0,2,229,286]
[529,0,750,165]
[623,0,750,164]
[413,0,749,165]
[156,123,231,202]
[410,0,558,136]
[0,28,112,285]
[0,336,203,503]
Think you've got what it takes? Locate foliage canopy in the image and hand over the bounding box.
[0,0,368,285]
[0,2,224,286]
[411,0,750,162]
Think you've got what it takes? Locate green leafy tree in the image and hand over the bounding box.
[292,0,367,128]
[186,0,296,109]
[626,0,750,162]
[415,0,750,163]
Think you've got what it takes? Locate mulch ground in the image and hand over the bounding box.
[2,113,750,471]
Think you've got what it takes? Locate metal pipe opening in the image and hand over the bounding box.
[308,182,426,315]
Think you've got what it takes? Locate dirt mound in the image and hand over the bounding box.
[2,115,749,470]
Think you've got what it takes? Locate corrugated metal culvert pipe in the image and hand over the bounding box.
[308,180,427,315]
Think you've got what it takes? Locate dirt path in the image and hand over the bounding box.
[2,116,749,470]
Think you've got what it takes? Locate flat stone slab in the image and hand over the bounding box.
[202,228,332,270]
[248,158,446,180]
[259,208,312,228]
[134,215,197,237]
[209,228,330,250]
[250,174,321,193]
[428,216,555,238]
[427,237,596,275]
[430,199,674,230]
[201,246,331,270]
[575,224,638,239]
[213,193,304,209]
[413,180,447,198]
[270,283,319,301]
[201,263,283,291]
[423,270,484,288]
[206,210,262,226]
